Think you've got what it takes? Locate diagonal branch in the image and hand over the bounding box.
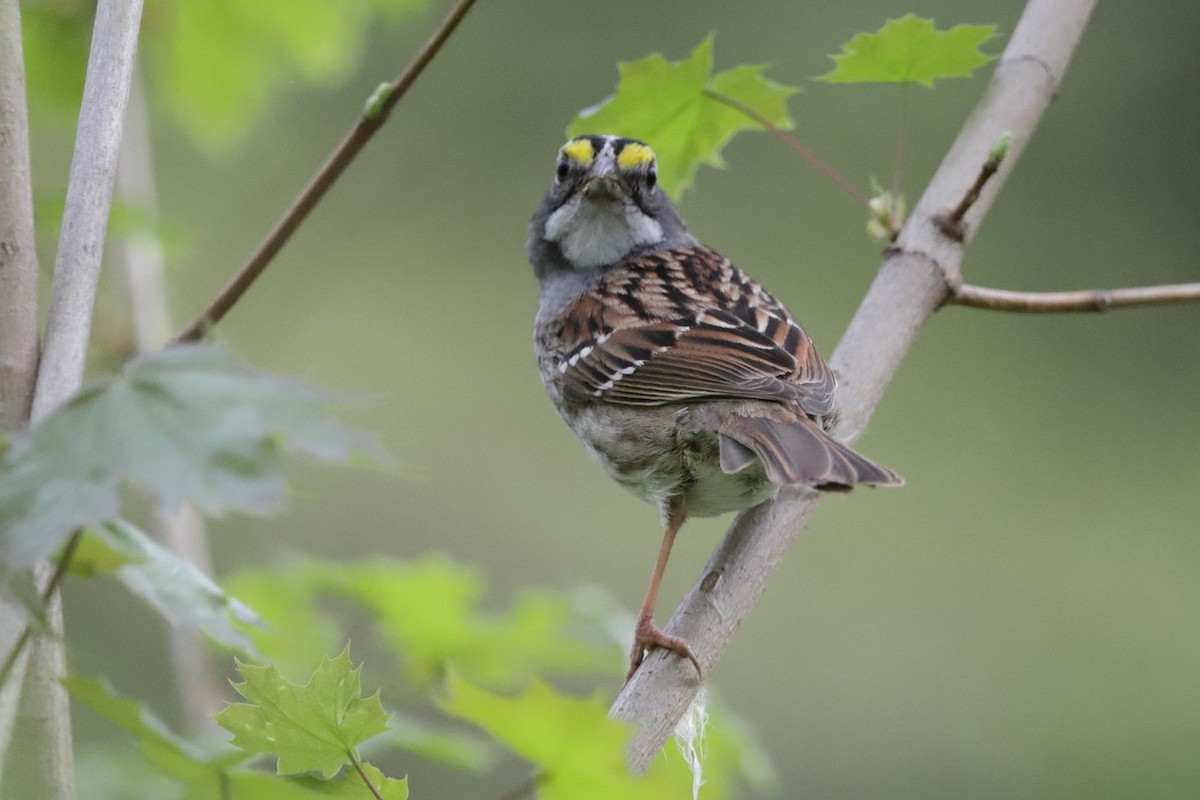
[173,0,479,343]
[946,280,1200,313]
[611,0,1099,771]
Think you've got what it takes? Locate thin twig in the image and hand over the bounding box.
[348,752,386,800]
[173,0,479,343]
[0,533,82,691]
[946,281,1200,313]
[892,84,908,197]
[934,134,1009,242]
[702,89,870,208]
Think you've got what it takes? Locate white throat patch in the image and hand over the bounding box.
[543,195,664,269]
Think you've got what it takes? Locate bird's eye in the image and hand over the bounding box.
[555,161,570,183]
[646,167,658,190]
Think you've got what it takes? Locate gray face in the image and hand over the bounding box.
[527,135,692,279]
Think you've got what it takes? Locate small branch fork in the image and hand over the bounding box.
[935,140,1200,314]
[173,0,479,343]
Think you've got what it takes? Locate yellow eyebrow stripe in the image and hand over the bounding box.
[617,142,655,170]
[561,138,595,165]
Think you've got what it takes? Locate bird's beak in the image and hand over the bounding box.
[582,154,626,201]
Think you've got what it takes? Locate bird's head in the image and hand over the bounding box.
[528,135,692,278]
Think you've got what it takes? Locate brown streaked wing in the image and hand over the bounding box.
[560,308,833,412]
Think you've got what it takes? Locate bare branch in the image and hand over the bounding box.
[947,281,1200,313]
[0,62,37,766]
[32,0,144,420]
[173,0,479,343]
[5,1,146,796]
[0,0,44,781]
[612,0,1099,771]
[0,0,40,431]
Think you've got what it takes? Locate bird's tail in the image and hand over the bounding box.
[717,414,902,491]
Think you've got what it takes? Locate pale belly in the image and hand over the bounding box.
[563,404,779,519]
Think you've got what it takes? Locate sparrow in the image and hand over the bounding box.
[527,134,901,681]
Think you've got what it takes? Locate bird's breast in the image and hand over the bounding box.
[559,403,778,518]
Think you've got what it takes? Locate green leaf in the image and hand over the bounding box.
[569,35,797,197]
[0,342,382,570]
[818,14,997,87]
[318,558,611,687]
[441,673,687,799]
[66,676,244,783]
[215,648,391,778]
[221,766,407,800]
[76,520,262,653]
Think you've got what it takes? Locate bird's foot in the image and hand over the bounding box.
[626,615,702,683]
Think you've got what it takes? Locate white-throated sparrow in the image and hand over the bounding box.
[528,135,901,680]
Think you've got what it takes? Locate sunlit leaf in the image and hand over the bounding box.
[818,14,997,87]
[215,648,391,778]
[318,558,612,687]
[72,520,262,653]
[70,528,143,577]
[569,35,797,197]
[441,673,688,799]
[0,343,382,570]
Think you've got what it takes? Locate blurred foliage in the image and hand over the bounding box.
[228,557,611,689]
[442,672,688,799]
[69,520,261,653]
[66,676,248,785]
[0,343,379,568]
[22,0,426,150]
[69,556,768,797]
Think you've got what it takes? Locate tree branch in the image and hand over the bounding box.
[611,0,1099,771]
[0,0,45,783]
[946,280,1200,313]
[3,1,146,796]
[0,0,41,432]
[173,0,479,343]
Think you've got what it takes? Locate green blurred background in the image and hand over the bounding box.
[29,0,1200,796]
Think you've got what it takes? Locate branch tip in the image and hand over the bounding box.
[946,281,1200,313]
